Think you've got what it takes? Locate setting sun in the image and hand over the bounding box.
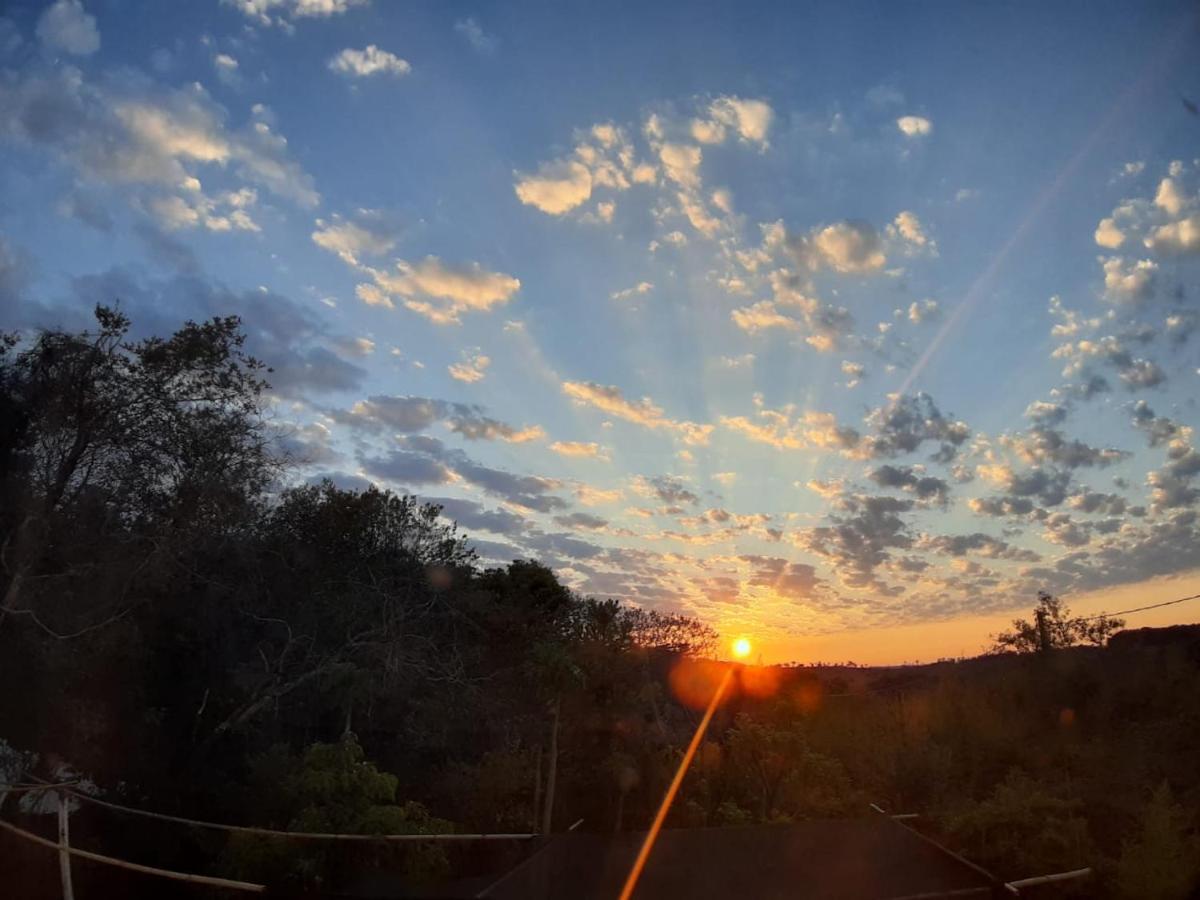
[732,638,753,659]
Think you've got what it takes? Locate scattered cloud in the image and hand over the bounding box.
[358,257,520,324]
[448,350,491,383]
[329,45,411,78]
[562,381,713,445]
[37,0,99,56]
[896,115,932,137]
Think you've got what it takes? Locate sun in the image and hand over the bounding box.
[732,637,753,659]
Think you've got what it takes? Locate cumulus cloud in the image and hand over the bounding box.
[514,122,647,216]
[1144,215,1200,256]
[448,351,490,383]
[799,493,914,589]
[37,0,99,56]
[227,0,368,26]
[803,221,887,273]
[358,257,520,324]
[888,210,932,249]
[741,556,821,599]
[561,381,712,445]
[329,45,411,77]
[858,393,970,461]
[707,96,773,145]
[1101,257,1156,303]
[896,115,932,137]
[312,209,400,265]
[514,159,593,214]
[917,532,1039,562]
[868,464,950,505]
[720,395,860,452]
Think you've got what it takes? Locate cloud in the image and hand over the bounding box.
[975,463,1071,508]
[905,299,940,324]
[1003,426,1129,469]
[454,17,497,53]
[802,221,887,273]
[721,395,859,452]
[635,474,699,505]
[333,335,375,357]
[858,393,970,460]
[1101,257,1156,303]
[360,447,456,486]
[868,464,950,505]
[37,0,99,56]
[553,512,607,530]
[1094,217,1125,248]
[841,360,866,388]
[448,351,490,384]
[364,435,569,512]
[611,281,653,301]
[658,143,702,189]
[359,257,520,324]
[549,441,608,460]
[329,45,411,77]
[708,96,773,145]
[331,394,542,443]
[741,556,821,599]
[799,494,914,589]
[0,66,319,214]
[431,496,527,536]
[917,532,1039,562]
[227,0,368,26]
[1144,215,1200,256]
[514,159,593,214]
[896,115,932,137]
[888,210,931,248]
[561,381,712,445]
[515,122,647,216]
[312,209,400,265]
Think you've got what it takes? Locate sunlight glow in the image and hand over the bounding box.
[732,637,753,659]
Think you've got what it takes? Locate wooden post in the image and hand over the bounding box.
[541,697,559,835]
[57,792,75,900]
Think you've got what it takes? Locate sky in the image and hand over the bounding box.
[2,0,1199,664]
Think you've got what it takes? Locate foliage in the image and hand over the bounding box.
[992,591,1125,653]
[223,735,452,889]
[1114,782,1200,900]
[945,769,1094,877]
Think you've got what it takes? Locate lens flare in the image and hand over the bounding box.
[732,637,752,658]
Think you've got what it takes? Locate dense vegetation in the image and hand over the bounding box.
[2,310,1198,898]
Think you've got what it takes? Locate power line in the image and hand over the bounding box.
[1073,592,1200,622]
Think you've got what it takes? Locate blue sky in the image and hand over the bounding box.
[2,0,1199,660]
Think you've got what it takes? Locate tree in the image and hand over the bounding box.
[0,305,273,638]
[991,591,1124,654]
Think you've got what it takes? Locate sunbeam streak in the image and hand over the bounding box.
[618,664,737,900]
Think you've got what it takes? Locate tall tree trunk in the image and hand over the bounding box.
[541,697,559,834]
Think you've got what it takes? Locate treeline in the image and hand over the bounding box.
[2,310,1199,898]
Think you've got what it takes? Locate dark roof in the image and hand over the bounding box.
[479,819,995,900]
